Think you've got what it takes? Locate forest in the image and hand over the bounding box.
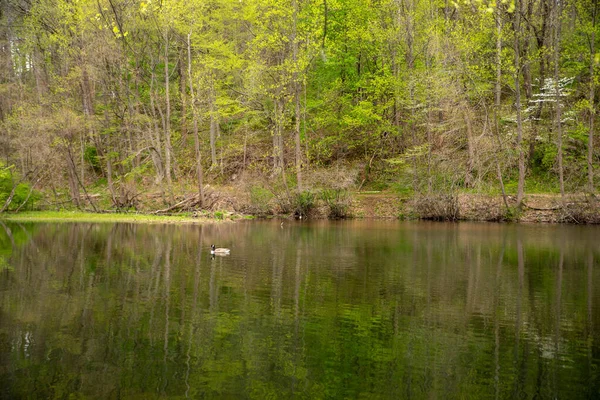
[0,0,598,219]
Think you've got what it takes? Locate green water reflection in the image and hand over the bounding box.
[0,220,599,399]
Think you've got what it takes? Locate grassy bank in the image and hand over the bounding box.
[0,211,232,224]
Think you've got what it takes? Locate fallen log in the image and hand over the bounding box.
[522,202,562,211]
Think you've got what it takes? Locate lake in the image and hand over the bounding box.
[0,220,599,399]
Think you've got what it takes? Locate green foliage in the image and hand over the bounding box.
[0,165,40,212]
[320,189,351,219]
[530,143,558,174]
[294,190,315,218]
[2,0,599,212]
[84,146,101,172]
[249,186,274,215]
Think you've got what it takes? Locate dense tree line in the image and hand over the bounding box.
[0,0,598,211]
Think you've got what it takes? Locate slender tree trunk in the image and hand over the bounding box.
[243,129,248,170]
[465,106,475,187]
[522,0,534,100]
[149,68,165,185]
[528,0,552,161]
[209,115,218,168]
[67,145,98,211]
[292,0,302,191]
[0,171,19,213]
[495,4,510,212]
[14,172,42,212]
[273,97,284,173]
[402,0,417,191]
[102,91,116,204]
[588,2,597,191]
[179,47,187,141]
[303,73,309,164]
[425,51,433,193]
[392,56,401,140]
[187,33,204,207]
[553,0,565,200]
[209,115,217,167]
[273,116,280,172]
[514,0,526,208]
[164,31,173,199]
[32,49,44,102]
[80,59,97,182]
[210,85,218,167]
[278,97,285,172]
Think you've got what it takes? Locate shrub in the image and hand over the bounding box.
[294,190,315,218]
[84,146,102,173]
[249,186,274,215]
[414,193,459,221]
[558,198,600,224]
[0,165,41,212]
[321,189,351,219]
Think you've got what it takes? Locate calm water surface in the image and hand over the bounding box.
[1,220,599,399]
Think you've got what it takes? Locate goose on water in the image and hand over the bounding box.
[211,245,230,255]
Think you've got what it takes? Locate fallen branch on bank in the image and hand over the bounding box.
[150,187,223,214]
[522,202,562,211]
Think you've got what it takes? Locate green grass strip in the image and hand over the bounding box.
[0,211,221,224]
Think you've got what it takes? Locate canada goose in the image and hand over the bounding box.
[211,244,230,255]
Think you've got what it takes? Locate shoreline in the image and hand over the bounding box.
[2,193,599,225]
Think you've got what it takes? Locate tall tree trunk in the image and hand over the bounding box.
[80,64,94,186]
[402,0,417,191]
[210,83,218,167]
[149,68,165,185]
[465,105,475,187]
[529,0,552,161]
[102,91,116,204]
[273,96,284,173]
[495,4,510,212]
[514,0,526,209]
[522,0,534,100]
[278,98,285,172]
[187,33,204,207]
[209,110,218,167]
[164,30,173,199]
[67,145,98,212]
[553,0,564,200]
[292,0,302,190]
[588,2,598,191]
[179,46,187,142]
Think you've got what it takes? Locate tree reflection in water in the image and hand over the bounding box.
[0,220,599,398]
